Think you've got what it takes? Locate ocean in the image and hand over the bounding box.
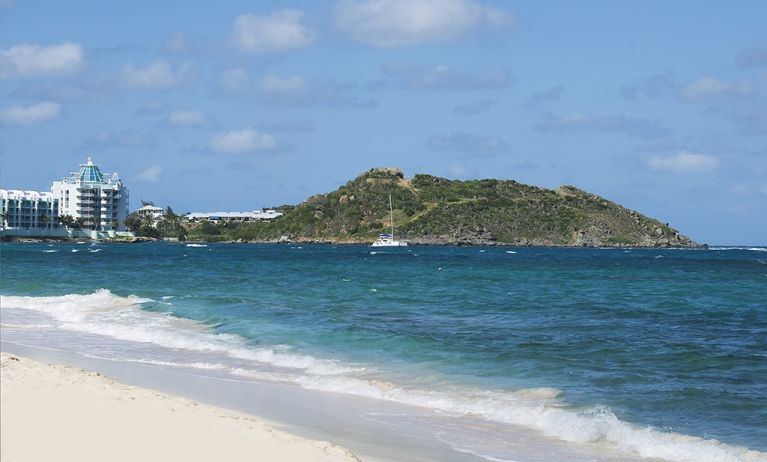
[1,242,765,462]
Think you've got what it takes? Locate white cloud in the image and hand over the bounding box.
[678,76,755,102]
[211,129,276,154]
[0,101,60,126]
[380,63,510,89]
[137,165,163,183]
[168,110,205,127]
[119,60,193,89]
[260,75,309,98]
[232,10,314,53]
[335,0,511,47]
[256,74,369,106]
[647,152,720,174]
[0,42,84,78]
[164,32,189,53]
[535,113,670,139]
[219,68,251,94]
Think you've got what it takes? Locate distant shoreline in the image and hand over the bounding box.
[1,235,709,248]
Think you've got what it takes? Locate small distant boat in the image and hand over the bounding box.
[372,194,408,247]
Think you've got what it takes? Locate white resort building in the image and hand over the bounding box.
[0,189,60,230]
[185,210,282,222]
[51,157,129,231]
[1,157,130,239]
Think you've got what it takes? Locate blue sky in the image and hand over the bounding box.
[1,0,765,244]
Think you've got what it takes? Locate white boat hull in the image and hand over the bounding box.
[371,239,408,247]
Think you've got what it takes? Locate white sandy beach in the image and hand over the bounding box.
[0,352,361,462]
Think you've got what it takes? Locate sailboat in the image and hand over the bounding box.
[371,194,408,247]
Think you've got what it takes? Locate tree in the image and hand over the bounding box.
[165,206,177,221]
[59,215,75,228]
[123,212,143,233]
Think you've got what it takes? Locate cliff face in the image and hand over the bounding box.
[203,168,698,247]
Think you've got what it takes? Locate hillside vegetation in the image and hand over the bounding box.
[187,168,697,247]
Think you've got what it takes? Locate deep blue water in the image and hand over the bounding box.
[1,242,765,461]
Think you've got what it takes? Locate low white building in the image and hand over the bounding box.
[0,189,60,229]
[185,210,282,222]
[51,157,129,231]
[134,204,165,227]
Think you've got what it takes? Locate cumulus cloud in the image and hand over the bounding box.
[219,68,252,94]
[0,42,84,78]
[678,76,755,102]
[426,131,509,155]
[622,73,756,103]
[0,101,60,126]
[119,60,194,89]
[335,0,510,47]
[535,113,670,139]
[379,63,510,90]
[261,75,309,100]
[137,165,163,183]
[257,74,373,106]
[164,32,189,53]
[167,110,206,127]
[647,152,720,173]
[211,129,276,154]
[232,10,314,53]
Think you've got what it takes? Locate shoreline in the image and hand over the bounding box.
[0,343,494,462]
[1,351,362,462]
[1,235,709,248]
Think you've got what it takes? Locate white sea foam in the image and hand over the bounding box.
[710,247,767,252]
[186,243,208,248]
[71,249,79,253]
[89,249,102,253]
[0,290,361,378]
[506,251,517,254]
[1,290,764,462]
[42,250,59,253]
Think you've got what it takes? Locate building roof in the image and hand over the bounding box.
[1,189,56,201]
[136,204,164,212]
[78,157,105,183]
[57,157,122,186]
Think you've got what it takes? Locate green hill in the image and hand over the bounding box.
[187,168,698,247]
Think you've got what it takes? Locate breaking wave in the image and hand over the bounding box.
[1,289,764,462]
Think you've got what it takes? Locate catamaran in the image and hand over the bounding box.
[372,194,408,247]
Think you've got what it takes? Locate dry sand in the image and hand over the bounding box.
[0,352,361,462]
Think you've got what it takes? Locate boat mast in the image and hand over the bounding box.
[389,194,395,239]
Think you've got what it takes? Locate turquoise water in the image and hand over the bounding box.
[1,242,766,461]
